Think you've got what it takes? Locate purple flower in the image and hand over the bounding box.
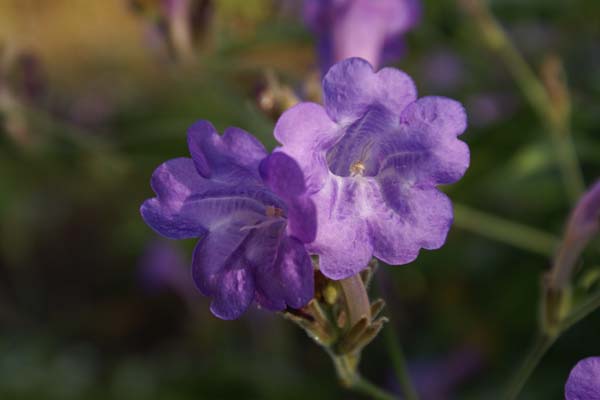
[565,356,600,400]
[303,0,421,74]
[140,121,316,319]
[275,58,469,279]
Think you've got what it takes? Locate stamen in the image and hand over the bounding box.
[266,205,285,218]
[240,206,286,232]
[350,161,366,177]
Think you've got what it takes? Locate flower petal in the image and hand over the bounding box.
[142,167,274,240]
[186,120,214,177]
[191,213,289,319]
[401,96,467,137]
[255,236,314,310]
[260,152,307,197]
[398,96,469,184]
[210,268,255,320]
[286,197,317,244]
[191,220,253,319]
[140,158,210,239]
[274,102,340,191]
[565,357,600,400]
[222,126,269,171]
[368,177,453,264]
[323,57,417,123]
[309,178,374,279]
[260,152,317,243]
[187,120,266,181]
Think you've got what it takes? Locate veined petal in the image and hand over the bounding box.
[210,268,255,320]
[401,96,468,138]
[309,178,374,279]
[399,96,469,184]
[368,177,453,264]
[255,236,314,310]
[140,158,210,239]
[274,102,339,192]
[142,160,275,240]
[222,126,269,171]
[186,120,214,177]
[191,218,250,294]
[286,196,317,244]
[323,58,417,123]
[260,152,308,198]
[191,219,254,319]
[187,120,266,182]
[260,152,317,243]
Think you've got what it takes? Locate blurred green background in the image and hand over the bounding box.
[0,0,599,399]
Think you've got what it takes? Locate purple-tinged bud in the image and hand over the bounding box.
[549,181,600,291]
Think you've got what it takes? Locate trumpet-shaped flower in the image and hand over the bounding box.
[275,58,469,279]
[303,0,421,73]
[141,121,316,319]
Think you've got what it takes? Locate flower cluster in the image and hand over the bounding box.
[141,58,469,318]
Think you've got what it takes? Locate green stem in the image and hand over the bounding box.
[385,325,420,400]
[351,377,398,400]
[453,203,559,256]
[547,124,585,204]
[503,334,555,400]
[560,289,600,332]
[504,289,600,399]
[334,354,397,400]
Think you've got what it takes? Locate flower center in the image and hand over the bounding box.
[325,104,397,178]
[240,206,286,232]
[350,161,366,177]
[265,205,285,218]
